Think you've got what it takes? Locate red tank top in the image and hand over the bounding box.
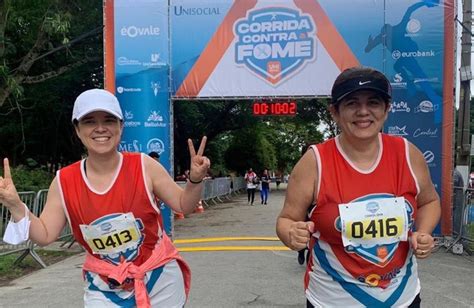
[58,152,163,265]
[307,133,418,288]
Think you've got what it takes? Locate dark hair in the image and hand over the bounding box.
[331,66,391,106]
[148,151,160,159]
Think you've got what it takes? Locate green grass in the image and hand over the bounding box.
[0,250,79,286]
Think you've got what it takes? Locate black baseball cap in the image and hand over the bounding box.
[331,67,392,104]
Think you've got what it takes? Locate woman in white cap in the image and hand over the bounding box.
[277,67,440,307]
[1,89,210,307]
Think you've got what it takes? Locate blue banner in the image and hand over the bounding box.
[113,0,173,236]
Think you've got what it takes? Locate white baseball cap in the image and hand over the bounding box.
[71,89,123,122]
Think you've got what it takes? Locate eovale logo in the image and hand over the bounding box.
[120,25,160,38]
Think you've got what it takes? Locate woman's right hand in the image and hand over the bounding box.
[289,221,314,250]
[0,158,23,210]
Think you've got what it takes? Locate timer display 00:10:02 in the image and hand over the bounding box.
[252,102,297,116]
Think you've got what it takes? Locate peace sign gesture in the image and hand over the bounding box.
[0,158,22,210]
[187,136,211,183]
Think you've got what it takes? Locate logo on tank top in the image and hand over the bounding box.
[335,193,414,267]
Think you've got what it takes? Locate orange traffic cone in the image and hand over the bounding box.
[194,200,204,213]
[174,211,185,219]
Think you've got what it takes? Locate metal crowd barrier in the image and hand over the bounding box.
[0,191,47,268]
[34,189,76,248]
[176,176,246,207]
[447,187,473,255]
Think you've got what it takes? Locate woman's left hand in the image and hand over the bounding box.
[411,231,435,259]
[188,136,211,182]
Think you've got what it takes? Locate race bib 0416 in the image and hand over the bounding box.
[338,197,408,248]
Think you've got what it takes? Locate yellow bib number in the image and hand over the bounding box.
[80,213,142,255]
[338,197,408,247]
[87,228,139,252]
[345,217,404,240]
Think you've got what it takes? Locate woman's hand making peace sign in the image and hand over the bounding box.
[187,136,211,183]
[0,158,22,211]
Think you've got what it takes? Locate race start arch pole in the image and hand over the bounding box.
[104,0,174,236]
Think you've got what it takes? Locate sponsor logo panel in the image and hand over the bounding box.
[234,7,316,85]
[147,138,165,154]
[145,110,167,128]
[119,140,143,152]
[390,101,410,113]
[405,18,421,37]
[387,125,409,136]
[391,73,407,89]
[120,25,161,38]
[392,49,435,60]
[124,110,141,128]
[413,127,438,138]
[423,150,436,167]
[117,86,142,94]
[173,6,221,16]
[414,100,438,113]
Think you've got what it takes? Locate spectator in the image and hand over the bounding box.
[244,168,258,205]
[260,169,271,205]
[148,151,160,162]
[275,172,282,190]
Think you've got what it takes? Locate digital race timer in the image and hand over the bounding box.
[252,100,297,116]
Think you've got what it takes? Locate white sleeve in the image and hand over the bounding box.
[2,203,31,245]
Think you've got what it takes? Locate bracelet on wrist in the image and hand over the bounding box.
[188,177,203,184]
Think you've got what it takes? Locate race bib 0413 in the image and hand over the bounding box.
[80,213,142,255]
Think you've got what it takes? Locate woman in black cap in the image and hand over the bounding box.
[277,66,440,307]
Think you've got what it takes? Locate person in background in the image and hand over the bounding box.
[260,169,271,205]
[148,151,160,162]
[277,67,440,307]
[1,89,211,307]
[452,165,465,235]
[244,168,258,205]
[275,172,282,190]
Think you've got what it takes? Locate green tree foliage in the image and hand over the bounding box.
[224,125,275,174]
[174,99,333,176]
[174,100,256,176]
[0,0,103,169]
[11,165,53,192]
[265,99,332,173]
[0,162,53,191]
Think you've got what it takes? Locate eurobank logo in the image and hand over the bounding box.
[234,8,315,85]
